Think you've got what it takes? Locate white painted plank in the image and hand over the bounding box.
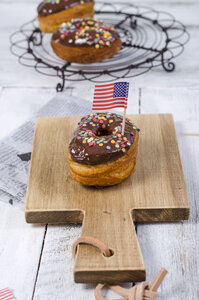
[140,87,199,133]
[137,89,199,299]
[33,224,97,300]
[0,201,45,300]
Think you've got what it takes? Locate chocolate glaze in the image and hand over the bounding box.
[69,112,139,165]
[52,18,120,48]
[37,0,93,17]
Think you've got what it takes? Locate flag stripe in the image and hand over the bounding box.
[93,98,127,103]
[93,105,127,110]
[94,87,114,92]
[94,91,113,96]
[0,293,14,300]
[94,95,113,100]
[0,291,10,296]
[95,83,114,88]
[93,102,127,107]
[0,289,9,293]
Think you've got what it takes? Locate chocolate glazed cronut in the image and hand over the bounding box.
[51,19,122,63]
[37,0,94,33]
[68,113,140,186]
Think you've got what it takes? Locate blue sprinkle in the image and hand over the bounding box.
[89,122,93,124]
[106,146,111,150]
[106,115,110,118]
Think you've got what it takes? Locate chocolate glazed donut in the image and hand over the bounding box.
[51,19,122,63]
[68,112,140,187]
[37,0,94,33]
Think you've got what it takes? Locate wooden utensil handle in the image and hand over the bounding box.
[73,208,145,284]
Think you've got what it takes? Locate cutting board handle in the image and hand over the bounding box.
[73,208,145,284]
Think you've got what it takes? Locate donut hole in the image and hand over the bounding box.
[96,128,112,137]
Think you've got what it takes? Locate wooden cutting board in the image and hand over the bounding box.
[25,114,189,284]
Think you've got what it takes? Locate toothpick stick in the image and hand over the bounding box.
[148,268,168,292]
[122,107,126,136]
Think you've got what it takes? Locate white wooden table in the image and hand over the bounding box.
[0,0,199,299]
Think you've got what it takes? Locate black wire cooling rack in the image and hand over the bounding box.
[10,2,189,92]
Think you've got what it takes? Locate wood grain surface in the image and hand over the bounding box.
[25,114,189,283]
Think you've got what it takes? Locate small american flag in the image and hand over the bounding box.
[92,82,129,110]
[0,288,15,300]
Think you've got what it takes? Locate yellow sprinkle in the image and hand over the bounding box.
[87,21,94,25]
[109,120,113,123]
[94,138,98,141]
[96,33,99,37]
[133,126,136,129]
[99,143,103,146]
[122,148,126,152]
[123,137,127,140]
[115,144,119,148]
[103,32,109,38]
[111,140,115,144]
[95,44,100,48]
[92,124,96,126]
[117,134,121,137]
[75,35,78,39]
[102,117,106,120]
[86,33,89,36]
[83,140,86,144]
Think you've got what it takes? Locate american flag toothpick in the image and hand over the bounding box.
[92,82,129,135]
